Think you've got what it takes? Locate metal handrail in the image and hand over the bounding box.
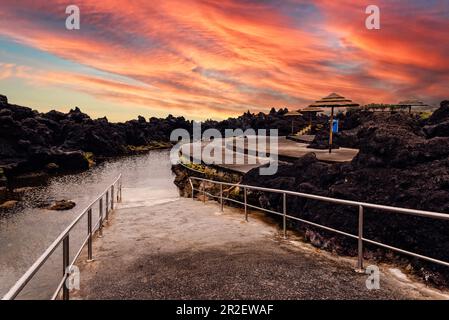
[2,174,123,300]
[189,176,449,270]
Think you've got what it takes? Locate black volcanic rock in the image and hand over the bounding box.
[423,101,449,138]
[3,95,301,177]
[67,107,90,123]
[0,95,7,106]
[46,200,76,211]
[424,120,449,138]
[427,100,449,125]
[201,108,316,137]
[0,95,194,178]
[44,110,66,122]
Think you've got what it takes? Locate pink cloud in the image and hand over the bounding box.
[0,0,447,119]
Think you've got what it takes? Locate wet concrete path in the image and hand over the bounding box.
[74,188,448,300]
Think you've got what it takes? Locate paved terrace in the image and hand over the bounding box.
[230,136,359,163]
[180,136,359,174]
[74,187,448,300]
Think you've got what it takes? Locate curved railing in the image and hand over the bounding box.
[189,176,449,271]
[2,174,123,300]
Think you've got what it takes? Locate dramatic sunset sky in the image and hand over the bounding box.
[0,0,448,121]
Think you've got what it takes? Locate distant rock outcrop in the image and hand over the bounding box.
[0,95,7,106]
[201,108,316,137]
[0,95,192,178]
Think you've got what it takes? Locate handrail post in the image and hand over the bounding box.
[244,187,248,221]
[355,205,364,273]
[105,191,109,221]
[99,198,103,238]
[87,208,93,262]
[283,193,287,239]
[202,183,206,203]
[220,183,223,212]
[119,180,122,202]
[0,175,122,301]
[111,185,115,210]
[62,235,70,300]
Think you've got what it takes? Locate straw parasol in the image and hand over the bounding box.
[300,106,324,129]
[300,106,325,114]
[309,93,359,153]
[284,110,301,135]
[397,99,430,114]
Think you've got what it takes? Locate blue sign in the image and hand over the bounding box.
[332,119,339,133]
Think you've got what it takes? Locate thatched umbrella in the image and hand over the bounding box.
[397,99,430,114]
[309,93,359,153]
[284,110,301,135]
[300,106,324,130]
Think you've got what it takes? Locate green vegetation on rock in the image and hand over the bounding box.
[126,141,173,153]
[83,152,96,168]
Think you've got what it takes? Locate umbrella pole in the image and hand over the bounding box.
[291,119,294,135]
[329,106,334,154]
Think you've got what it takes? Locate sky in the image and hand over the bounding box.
[0,0,448,121]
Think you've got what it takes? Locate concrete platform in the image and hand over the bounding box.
[180,139,271,174]
[287,134,315,143]
[179,135,359,174]
[230,136,359,163]
[73,188,448,300]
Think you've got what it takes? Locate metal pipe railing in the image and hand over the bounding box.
[189,176,449,270]
[2,174,123,300]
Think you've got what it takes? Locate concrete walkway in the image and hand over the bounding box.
[74,188,448,300]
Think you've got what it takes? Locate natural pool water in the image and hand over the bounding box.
[0,150,178,299]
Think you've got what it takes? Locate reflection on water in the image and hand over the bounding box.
[0,150,178,298]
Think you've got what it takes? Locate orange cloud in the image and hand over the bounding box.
[0,0,447,119]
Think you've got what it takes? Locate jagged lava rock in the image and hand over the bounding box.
[0,94,8,106]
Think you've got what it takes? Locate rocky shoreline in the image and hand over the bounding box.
[0,94,297,212]
[0,94,181,211]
